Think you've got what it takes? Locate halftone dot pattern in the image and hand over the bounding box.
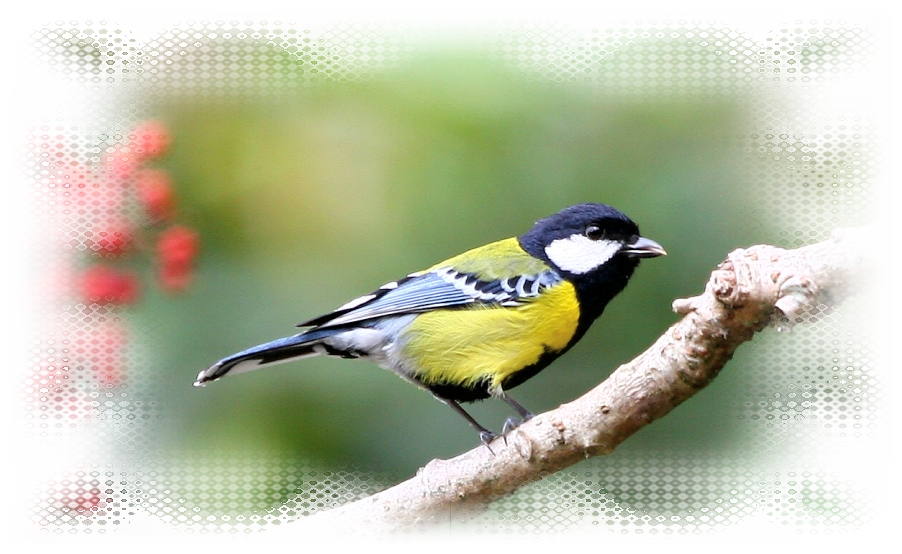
[473,455,871,536]
[22,19,881,536]
[31,458,384,533]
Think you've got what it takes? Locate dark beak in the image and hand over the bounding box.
[621,236,667,258]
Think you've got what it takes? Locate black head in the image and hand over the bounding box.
[518,203,665,322]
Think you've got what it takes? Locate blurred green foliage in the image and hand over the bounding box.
[130,41,774,512]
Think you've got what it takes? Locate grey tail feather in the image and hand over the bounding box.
[194,328,340,387]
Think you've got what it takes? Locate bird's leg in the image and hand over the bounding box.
[499,391,534,420]
[496,390,535,436]
[434,395,497,452]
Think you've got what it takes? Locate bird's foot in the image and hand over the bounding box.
[501,412,534,445]
[479,430,498,455]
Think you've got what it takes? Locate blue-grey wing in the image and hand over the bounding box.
[298,267,562,329]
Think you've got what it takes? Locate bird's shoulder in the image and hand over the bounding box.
[299,237,563,329]
[427,237,552,281]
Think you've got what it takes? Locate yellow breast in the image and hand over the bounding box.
[400,281,580,392]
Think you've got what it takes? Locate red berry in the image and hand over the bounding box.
[135,169,176,220]
[157,225,200,267]
[156,225,200,292]
[131,120,170,159]
[80,265,140,305]
[159,262,194,292]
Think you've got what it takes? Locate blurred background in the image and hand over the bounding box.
[147,43,757,469]
[24,19,882,533]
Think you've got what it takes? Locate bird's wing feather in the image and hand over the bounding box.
[299,267,562,329]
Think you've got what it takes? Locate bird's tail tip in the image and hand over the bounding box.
[193,332,330,388]
[193,365,220,387]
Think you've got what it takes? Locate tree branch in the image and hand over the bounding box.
[295,227,874,532]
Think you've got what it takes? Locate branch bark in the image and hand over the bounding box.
[292,227,874,533]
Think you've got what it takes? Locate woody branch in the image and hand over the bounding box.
[288,226,874,533]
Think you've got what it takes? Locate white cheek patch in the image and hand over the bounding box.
[544,235,621,274]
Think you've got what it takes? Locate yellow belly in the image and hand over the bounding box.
[400,282,580,392]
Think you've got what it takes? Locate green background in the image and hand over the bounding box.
[144,52,755,472]
[55,24,869,521]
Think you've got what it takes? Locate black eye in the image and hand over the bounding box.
[585,225,605,241]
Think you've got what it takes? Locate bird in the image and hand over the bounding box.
[195,203,665,447]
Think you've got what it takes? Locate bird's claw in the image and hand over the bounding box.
[502,417,522,435]
[479,430,498,454]
[501,413,534,445]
